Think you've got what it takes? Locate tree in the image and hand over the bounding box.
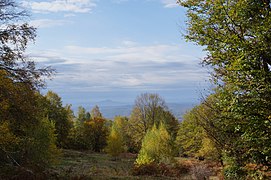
[0,70,40,130]
[135,123,174,165]
[0,121,19,164]
[105,120,126,158]
[64,104,75,123]
[0,0,53,89]
[77,106,88,124]
[44,91,73,147]
[0,72,59,169]
[175,106,204,157]
[128,93,178,151]
[133,93,168,130]
[0,0,56,173]
[180,0,271,177]
[88,117,109,152]
[23,117,60,167]
[175,104,220,160]
[67,110,109,151]
[91,105,103,119]
[113,116,130,150]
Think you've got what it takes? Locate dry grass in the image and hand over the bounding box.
[42,150,223,179]
[2,150,268,179]
[47,150,136,179]
[45,150,196,179]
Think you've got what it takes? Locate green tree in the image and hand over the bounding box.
[43,91,73,147]
[128,93,178,151]
[135,123,174,165]
[175,104,220,160]
[22,118,60,167]
[175,106,204,157]
[66,106,89,150]
[180,0,271,176]
[64,104,75,123]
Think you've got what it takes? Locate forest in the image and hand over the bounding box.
[0,0,271,179]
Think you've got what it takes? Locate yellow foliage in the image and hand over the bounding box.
[135,123,174,165]
[197,137,219,160]
[105,123,126,157]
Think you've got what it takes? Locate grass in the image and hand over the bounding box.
[0,150,222,179]
[48,150,181,179]
[2,150,268,179]
[49,150,132,179]
[42,150,225,179]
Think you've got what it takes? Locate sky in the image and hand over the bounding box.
[20,0,210,107]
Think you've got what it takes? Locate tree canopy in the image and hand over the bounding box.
[0,0,53,89]
[128,93,178,151]
[180,0,271,177]
[0,0,57,172]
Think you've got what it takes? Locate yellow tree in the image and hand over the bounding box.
[105,122,126,159]
[135,123,174,165]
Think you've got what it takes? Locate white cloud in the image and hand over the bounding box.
[64,44,194,64]
[63,43,206,87]
[31,42,208,92]
[22,0,97,13]
[30,19,72,28]
[161,0,179,8]
[64,13,76,17]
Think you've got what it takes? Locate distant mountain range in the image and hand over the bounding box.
[88,100,195,120]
